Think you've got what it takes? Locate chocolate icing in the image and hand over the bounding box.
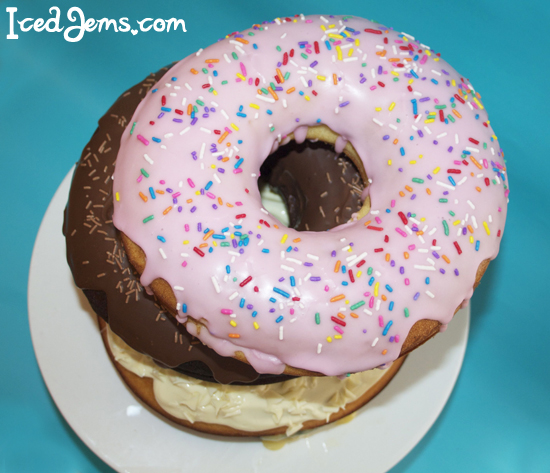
[64,67,363,385]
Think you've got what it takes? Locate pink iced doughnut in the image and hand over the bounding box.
[112,14,508,376]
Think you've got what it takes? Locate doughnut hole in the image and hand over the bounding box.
[258,128,368,232]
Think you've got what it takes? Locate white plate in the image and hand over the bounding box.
[29,170,469,473]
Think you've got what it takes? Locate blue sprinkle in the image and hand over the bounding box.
[342,281,349,286]
[252,311,258,317]
[225,265,230,274]
[448,176,456,186]
[400,147,405,156]
[425,277,430,284]
[157,236,166,242]
[269,297,276,303]
[273,287,290,298]
[234,158,244,169]
[182,303,187,313]
[275,316,283,323]
[431,79,438,85]
[475,240,480,251]
[152,137,161,143]
[385,284,393,293]
[290,276,295,287]
[389,301,394,311]
[262,248,270,253]
[149,187,156,199]
[325,40,331,50]
[161,107,172,112]
[382,320,393,336]
[368,277,375,286]
[240,298,245,308]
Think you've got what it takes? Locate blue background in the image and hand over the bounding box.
[1,0,549,471]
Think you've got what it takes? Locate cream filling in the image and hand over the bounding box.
[107,327,389,436]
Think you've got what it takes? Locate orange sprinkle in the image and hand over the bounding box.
[293,238,301,243]
[382,349,388,355]
[235,37,249,44]
[375,50,387,57]
[228,333,240,339]
[204,59,219,63]
[467,225,474,233]
[442,255,451,264]
[393,139,399,145]
[226,203,234,207]
[399,191,405,197]
[470,156,483,169]
[404,252,409,259]
[350,312,359,319]
[363,220,372,226]
[199,243,208,248]
[156,189,165,194]
[286,87,295,94]
[217,197,223,205]
[276,68,285,83]
[187,104,193,115]
[337,312,346,320]
[190,68,198,75]
[388,58,400,62]
[452,109,462,119]
[274,224,279,229]
[334,260,341,273]
[333,73,338,85]
[163,206,172,215]
[405,185,413,192]
[139,192,148,202]
[203,229,215,241]
[221,157,229,162]
[476,186,482,192]
[416,230,424,235]
[382,295,388,301]
[186,199,193,204]
[385,253,390,262]
[426,188,432,195]
[330,294,345,302]
[218,131,229,144]
[267,87,279,100]
[257,88,264,95]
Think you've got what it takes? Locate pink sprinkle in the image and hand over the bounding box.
[471,101,479,110]
[235,202,243,206]
[334,326,344,335]
[369,296,374,308]
[248,78,253,85]
[404,278,410,285]
[420,55,428,65]
[378,315,384,327]
[187,178,195,188]
[233,168,243,174]
[181,261,187,267]
[391,199,396,208]
[408,244,416,251]
[305,19,312,23]
[483,159,488,169]
[221,309,233,315]
[160,180,165,184]
[290,308,295,315]
[375,216,382,224]
[324,285,329,292]
[240,62,247,77]
[137,134,149,145]
[224,126,232,133]
[137,174,143,183]
[370,86,377,90]
[184,224,190,232]
[395,227,407,237]
[363,291,371,297]
[206,192,216,199]
[395,335,400,343]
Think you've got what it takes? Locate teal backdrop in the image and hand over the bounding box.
[1,0,549,471]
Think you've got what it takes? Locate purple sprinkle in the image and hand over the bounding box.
[247,304,253,310]
[363,329,367,333]
[310,277,321,282]
[173,118,183,123]
[418,130,424,138]
[256,234,261,239]
[308,79,312,87]
[239,248,244,254]
[432,251,440,259]
[202,114,209,118]
[433,140,438,145]
[304,262,313,267]
[310,60,318,68]
[390,260,395,267]
[360,77,367,84]
[331,250,337,257]
[158,112,165,119]
[383,135,390,140]
[212,204,218,209]
[440,268,446,274]
[419,97,430,102]
[178,206,182,212]
[278,277,285,282]
[269,308,275,313]
[443,191,449,195]
[454,269,459,276]
[190,117,198,125]
[190,206,197,213]
[413,292,420,300]
[377,65,382,74]
[448,146,453,152]
[411,194,416,200]
[398,167,403,172]
[218,168,225,173]
[462,227,468,235]
[339,101,350,107]
[399,266,405,274]
[427,174,433,180]
[232,239,237,248]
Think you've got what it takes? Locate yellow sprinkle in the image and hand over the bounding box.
[195,190,201,195]
[115,192,120,201]
[320,25,326,31]
[389,102,396,111]
[348,48,354,57]
[469,236,474,244]
[451,79,456,86]
[483,221,491,235]
[249,103,260,109]
[253,322,259,330]
[433,167,441,174]
[391,71,399,76]
[388,160,392,165]
[213,90,218,96]
[409,160,417,165]
[327,336,333,343]
[317,75,326,81]
[304,95,310,101]
[236,73,246,81]
[328,33,344,39]
[453,220,461,226]
[210,164,216,169]
[336,45,343,61]
[425,119,435,123]
[375,107,382,112]
[334,335,342,339]
[473,97,484,110]
[280,234,288,244]
[374,282,379,297]
[230,123,239,131]
[355,38,360,46]
[183,240,189,245]
[213,242,217,247]
[408,79,414,84]
[426,50,431,56]
[356,271,362,278]
[230,320,237,327]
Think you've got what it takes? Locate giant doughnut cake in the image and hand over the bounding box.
[65,14,508,436]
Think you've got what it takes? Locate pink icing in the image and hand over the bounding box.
[112,15,508,376]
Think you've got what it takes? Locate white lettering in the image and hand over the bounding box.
[97,18,118,32]
[6,7,18,39]
[118,17,130,33]
[153,18,165,32]
[64,7,86,42]
[45,7,63,33]
[137,18,153,32]
[166,18,186,32]
[17,18,34,32]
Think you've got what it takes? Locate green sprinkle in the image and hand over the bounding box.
[449,210,455,217]
[484,143,487,149]
[196,100,204,106]
[247,32,255,36]
[412,178,424,184]
[260,87,269,95]
[315,312,320,324]
[404,308,410,318]
[130,122,137,135]
[350,301,365,310]
[443,220,449,236]
[435,104,447,109]
[201,68,208,74]
[367,267,373,275]
[143,215,154,223]
[447,114,455,123]
[284,72,290,80]
[233,277,237,282]
[393,77,399,82]
[232,52,238,60]
[276,45,281,52]
[221,80,228,85]
[193,105,198,113]
[439,198,448,203]
[140,168,149,178]
[301,52,308,59]
[220,242,230,247]
[269,81,277,90]
[361,62,367,67]
[208,87,214,93]
[270,126,275,132]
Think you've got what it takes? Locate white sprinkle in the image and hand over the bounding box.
[228,251,241,257]
[371,337,379,347]
[164,133,173,139]
[280,32,287,39]
[488,214,493,223]
[257,239,264,246]
[431,69,442,76]
[317,343,322,354]
[418,248,429,253]
[235,45,246,55]
[179,127,190,136]
[428,227,437,235]
[173,286,184,291]
[289,59,299,67]
[221,109,229,120]
[195,48,203,56]
[457,176,467,186]
[320,15,329,23]
[223,53,231,63]
[389,124,398,130]
[426,290,435,298]
[281,265,295,272]
[286,257,303,265]
[436,132,447,139]
[228,291,239,301]
[363,308,373,316]
[341,245,351,252]
[304,273,312,281]
[211,276,221,294]
[414,265,436,271]
[300,75,308,88]
[213,174,221,184]
[424,126,432,135]
[375,299,381,311]
[260,207,269,214]
[143,154,153,164]
[199,142,206,160]
[256,94,276,103]
[176,303,181,311]
[279,326,284,340]
[180,253,189,257]
[427,258,435,266]
[307,254,319,261]
[373,118,383,126]
[185,83,192,91]
[200,127,211,134]
[348,252,368,267]
[294,287,301,296]
[282,99,287,108]
[436,181,455,190]
[159,248,167,259]
[343,57,358,62]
